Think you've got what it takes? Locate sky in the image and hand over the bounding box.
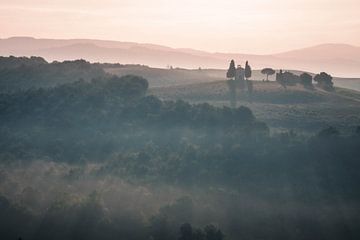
[1,0,359,54]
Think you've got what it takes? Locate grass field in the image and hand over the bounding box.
[106,65,360,134]
[106,65,360,91]
[150,81,360,134]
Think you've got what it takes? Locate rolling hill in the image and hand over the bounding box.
[150,80,360,133]
[106,65,360,91]
[1,37,360,77]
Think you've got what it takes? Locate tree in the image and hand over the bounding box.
[179,223,193,240]
[204,225,224,240]
[245,61,252,80]
[193,229,205,240]
[300,72,313,88]
[226,60,236,79]
[149,215,173,240]
[314,72,334,91]
[317,126,339,138]
[261,68,275,81]
[226,60,237,107]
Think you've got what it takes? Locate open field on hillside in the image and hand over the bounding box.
[106,65,360,91]
[107,65,360,133]
[150,81,360,134]
[105,66,225,87]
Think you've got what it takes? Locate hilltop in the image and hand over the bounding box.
[106,65,360,91]
[1,37,360,77]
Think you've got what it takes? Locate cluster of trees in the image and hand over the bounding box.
[0,57,358,240]
[299,71,334,90]
[227,60,335,107]
[0,101,359,240]
[1,123,360,240]
[314,72,334,91]
[0,56,106,92]
[300,72,313,88]
[275,70,301,88]
[1,191,226,240]
[258,65,334,91]
[0,56,47,69]
[178,223,224,240]
[0,76,259,129]
[226,60,253,107]
[226,60,252,81]
[0,74,267,162]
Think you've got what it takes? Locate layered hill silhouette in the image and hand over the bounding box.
[1,37,360,77]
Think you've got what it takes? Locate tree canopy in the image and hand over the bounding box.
[245,61,252,80]
[300,72,313,88]
[314,72,334,91]
[226,60,236,79]
[261,68,275,81]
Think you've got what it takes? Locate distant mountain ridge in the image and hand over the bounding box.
[1,37,359,77]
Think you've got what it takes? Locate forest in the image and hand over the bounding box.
[0,57,360,240]
[0,56,105,92]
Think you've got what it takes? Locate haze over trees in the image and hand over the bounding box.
[300,72,313,88]
[0,57,359,240]
[0,56,105,92]
[226,60,254,106]
[314,72,334,91]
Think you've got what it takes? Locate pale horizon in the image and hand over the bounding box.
[2,35,360,55]
[1,0,360,54]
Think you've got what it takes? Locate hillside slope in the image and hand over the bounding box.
[150,81,360,133]
[107,65,360,91]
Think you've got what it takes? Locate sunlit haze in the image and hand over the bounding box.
[1,0,359,54]
[1,1,360,240]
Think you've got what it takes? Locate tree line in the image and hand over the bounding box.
[226,59,335,106]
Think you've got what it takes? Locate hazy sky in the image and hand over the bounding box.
[1,0,359,54]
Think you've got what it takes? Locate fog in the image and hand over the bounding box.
[0,57,360,240]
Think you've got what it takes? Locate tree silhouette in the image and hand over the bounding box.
[261,68,275,81]
[179,223,193,240]
[226,60,236,79]
[300,72,313,88]
[317,126,339,138]
[226,60,237,107]
[245,61,252,80]
[204,225,224,240]
[314,72,333,91]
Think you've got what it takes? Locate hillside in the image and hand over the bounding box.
[107,65,360,91]
[0,56,358,133]
[150,80,360,133]
[1,67,360,240]
[276,43,360,61]
[1,37,360,77]
[1,54,357,94]
[105,66,224,87]
[0,58,360,240]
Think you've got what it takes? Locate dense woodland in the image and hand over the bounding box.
[0,56,106,92]
[0,57,360,240]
